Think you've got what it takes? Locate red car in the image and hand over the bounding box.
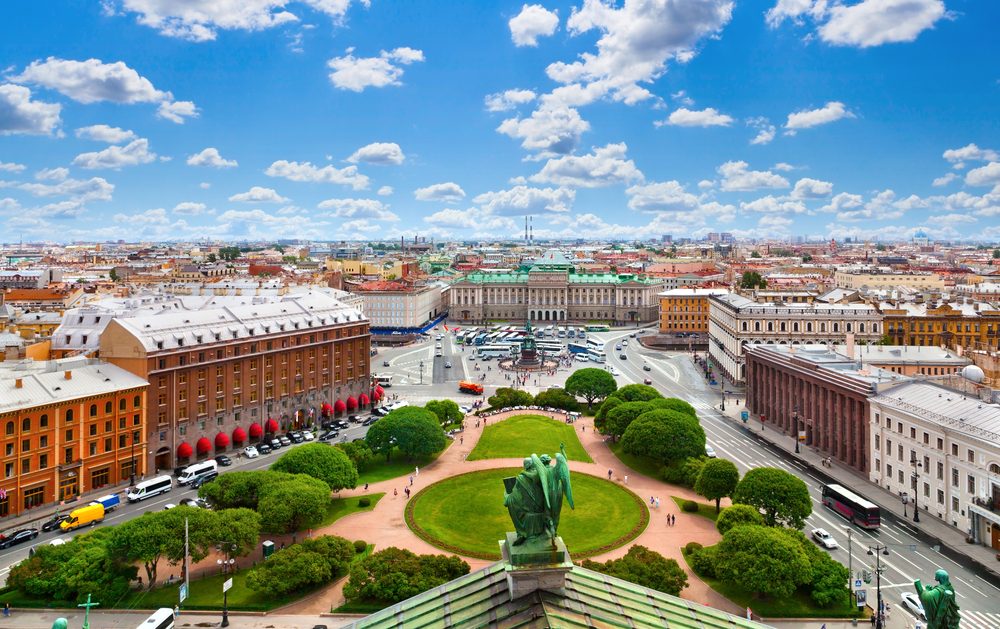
[643,378,653,385]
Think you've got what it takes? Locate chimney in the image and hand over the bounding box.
[65,370,72,380]
[846,333,855,360]
[15,378,22,388]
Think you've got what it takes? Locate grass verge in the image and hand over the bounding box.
[358,445,447,485]
[607,440,663,479]
[317,492,385,528]
[671,496,721,522]
[467,414,592,463]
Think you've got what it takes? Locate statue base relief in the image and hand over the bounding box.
[501,534,573,600]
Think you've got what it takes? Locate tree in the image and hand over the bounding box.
[876,333,893,346]
[750,251,762,258]
[564,368,617,408]
[246,534,355,597]
[876,244,887,251]
[218,246,242,261]
[621,409,705,462]
[605,401,654,442]
[272,442,358,492]
[211,508,263,559]
[782,529,850,607]
[650,397,697,419]
[610,383,662,403]
[391,406,448,459]
[694,459,740,513]
[739,270,767,289]
[994,248,1000,259]
[732,467,812,529]
[715,504,765,535]
[336,440,375,472]
[365,415,399,462]
[207,253,217,262]
[343,547,470,604]
[714,525,811,598]
[425,399,462,426]
[108,269,119,282]
[108,506,218,589]
[199,470,276,510]
[593,396,621,432]
[580,545,688,596]
[532,388,581,412]
[801,254,813,263]
[487,387,533,409]
[257,476,331,534]
[273,244,285,253]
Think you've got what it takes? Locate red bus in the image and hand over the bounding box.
[822,484,880,529]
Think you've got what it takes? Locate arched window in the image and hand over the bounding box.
[134,395,141,408]
[859,323,866,333]
[66,409,73,423]
[22,417,30,432]
[754,321,761,332]
[105,401,113,414]
[820,323,826,333]
[742,321,748,331]
[807,322,813,332]
[793,322,799,332]
[833,323,840,333]
[120,398,127,411]
[90,404,98,418]
[990,464,1000,475]
[872,323,878,333]
[780,322,786,332]
[846,323,853,333]
[5,421,14,436]
[40,414,48,428]
[767,322,774,332]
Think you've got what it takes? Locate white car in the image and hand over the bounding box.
[243,445,259,458]
[302,431,315,441]
[459,405,472,415]
[811,528,838,549]
[610,368,621,376]
[468,354,476,360]
[900,592,926,621]
[705,445,717,458]
[576,354,589,362]
[622,340,628,347]
[163,503,178,511]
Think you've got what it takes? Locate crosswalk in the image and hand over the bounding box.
[960,610,1000,629]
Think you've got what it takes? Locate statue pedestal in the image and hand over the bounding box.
[500,533,573,600]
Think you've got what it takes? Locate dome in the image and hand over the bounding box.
[962,365,985,383]
[914,229,928,238]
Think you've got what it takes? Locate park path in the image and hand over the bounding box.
[279,409,740,615]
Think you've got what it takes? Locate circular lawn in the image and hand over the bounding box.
[406,468,648,560]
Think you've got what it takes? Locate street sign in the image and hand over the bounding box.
[741,411,748,421]
[856,590,867,606]
[223,578,233,593]
[797,431,806,440]
[179,583,188,603]
[854,579,862,590]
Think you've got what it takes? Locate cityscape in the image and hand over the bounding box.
[2,2,1000,629]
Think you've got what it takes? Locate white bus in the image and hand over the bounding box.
[127,475,172,503]
[536,341,564,354]
[557,326,567,338]
[375,374,393,388]
[138,608,175,629]
[477,344,516,359]
[586,338,604,350]
[587,347,607,363]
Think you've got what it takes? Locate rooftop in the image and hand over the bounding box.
[0,357,148,414]
[873,381,1000,441]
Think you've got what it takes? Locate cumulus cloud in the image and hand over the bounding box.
[626,181,735,225]
[12,57,170,103]
[34,200,87,218]
[717,161,789,191]
[75,124,137,143]
[740,195,808,214]
[18,177,114,202]
[35,167,69,181]
[423,207,518,231]
[471,185,574,215]
[316,198,400,221]
[785,101,854,133]
[156,100,199,123]
[0,85,62,136]
[530,143,642,188]
[750,126,776,145]
[926,213,977,226]
[173,201,206,215]
[657,107,733,127]
[216,208,331,239]
[264,160,370,190]
[509,4,559,46]
[377,186,393,195]
[698,180,716,189]
[966,163,1000,187]
[485,89,537,112]
[772,162,798,171]
[497,105,590,157]
[818,192,863,213]
[944,143,998,164]
[835,190,903,221]
[671,91,694,106]
[228,186,290,203]
[347,142,404,166]
[200,182,211,189]
[0,160,26,173]
[327,47,425,92]
[72,138,157,169]
[766,0,949,49]
[790,177,833,199]
[187,147,238,168]
[0,198,20,211]
[414,182,466,202]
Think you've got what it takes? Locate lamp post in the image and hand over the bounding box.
[910,456,923,523]
[793,405,800,454]
[866,544,889,629]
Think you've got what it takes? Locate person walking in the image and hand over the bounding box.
[394,488,398,497]
[650,496,655,506]
[173,605,179,621]
[308,528,312,538]
[364,482,369,491]
[624,475,628,485]
[608,469,613,480]
[655,497,659,509]
[4,602,10,617]
[870,613,876,627]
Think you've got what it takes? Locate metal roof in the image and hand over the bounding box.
[0,358,147,414]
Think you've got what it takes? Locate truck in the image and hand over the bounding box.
[459,381,484,394]
[61,503,105,532]
[89,494,121,513]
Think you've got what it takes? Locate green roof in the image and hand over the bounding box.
[458,273,662,286]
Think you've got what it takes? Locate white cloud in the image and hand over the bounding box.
[0,85,62,136]
[834,189,903,221]
[34,200,87,218]
[944,143,998,164]
[485,89,537,112]
[926,213,977,226]
[509,4,559,47]
[0,160,26,173]
[819,0,949,48]
[772,162,798,171]
[216,208,331,239]
[340,218,381,232]
[35,167,69,181]
[750,126,776,145]
[414,182,466,202]
[187,147,238,168]
[472,185,575,215]
[264,160,370,190]
[277,205,304,215]
[347,142,404,166]
[791,177,833,199]
[740,195,808,214]
[817,192,863,213]
[893,194,931,211]
[156,100,199,124]
[316,198,400,221]
[626,181,735,223]
[698,180,716,189]
[497,105,590,157]
[757,215,794,230]
[657,107,733,128]
[119,0,363,42]
[12,57,170,104]
[327,47,425,92]
[929,186,1000,215]
[0,198,20,211]
[717,161,790,191]
[72,138,157,169]
[424,207,519,231]
[377,186,393,196]
[785,101,854,132]
[200,182,211,189]
[530,143,643,188]
[966,162,1000,187]
[173,201,206,215]
[75,124,137,143]
[18,177,114,202]
[671,91,694,106]
[765,0,821,28]
[228,186,290,203]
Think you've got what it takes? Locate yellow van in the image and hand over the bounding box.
[60,503,105,532]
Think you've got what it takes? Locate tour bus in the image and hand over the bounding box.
[567,342,589,354]
[587,347,607,363]
[477,344,515,359]
[474,333,488,346]
[585,324,611,332]
[821,484,881,529]
[586,338,605,350]
[374,374,393,388]
[127,475,173,503]
[557,326,567,338]
[138,608,175,629]
[536,341,564,354]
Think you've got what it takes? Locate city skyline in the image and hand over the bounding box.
[2,0,999,243]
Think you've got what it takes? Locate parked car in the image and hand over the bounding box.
[1,529,38,548]
[445,361,452,368]
[215,455,232,466]
[459,405,472,415]
[288,431,304,443]
[243,445,259,458]
[258,443,272,455]
[811,528,838,549]
[190,473,217,490]
[279,435,292,446]
[163,503,178,511]
[643,378,653,385]
[468,353,477,360]
[642,364,651,371]
[89,494,121,513]
[302,430,315,441]
[41,514,71,532]
[181,498,208,509]
[362,416,379,426]
[610,368,621,376]
[373,407,391,417]
[347,415,362,424]
[268,437,282,450]
[619,353,627,360]
[900,592,926,621]
[705,445,717,458]
[319,430,338,441]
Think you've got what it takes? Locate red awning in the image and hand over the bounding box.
[265,419,279,432]
[372,391,381,402]
[232,427,247,442]
[334,400,346,412]
[375,385,385,397]
[359,394,370,405]
[249,423,263,438]
[196,437,212,453]
[322,403,333,413]
[346,396,358,409]
[215,433,230,448]
[177,442,193,458]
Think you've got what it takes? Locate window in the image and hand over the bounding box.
[937,437,943,450]
[39,435,47,447]
[40,414,48,428]
[969,474,976,494]
[39,453,47,469]
[910,427,916,439]
[968,449,975,463]
[924,482,930,497]
[952,467,959,487]
[90,404,98,417]
[937,461,944,480]
[179,373,187,385]
[22,458,30,474]
[105,420,112,433]
[92,467,110,487]
[952,496,960,513]
[119,434,127,449]
[24,487,44,509]
[66,409,73,423]
[89,424,97,436]
[897,422,903,433]
[22,439,30,453]
[105,437,112,453]
[4,421,12,436]
[952,443,959,456]
[21,417,30,432]
[120,398,127,412]
[937,489,944,504]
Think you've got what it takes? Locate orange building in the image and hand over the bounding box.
[658,288,729,333]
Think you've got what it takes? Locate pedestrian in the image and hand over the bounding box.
[415,466,419,476]
[460,436,464,445]
[655,497,660,509]
[174,605,179,620]
[4,602,9,617]
[364,482,369,491]
[624,475,628,485]
[650,496,655,506]
[308,528,312,538]
[280,542,285,550]
[885,604,890,621]
[608,469,613,480]
[292,531,297,544]
[666,516,671,527]
[870,613,876,627]
[394,488,398,497]
[410,475,414,486]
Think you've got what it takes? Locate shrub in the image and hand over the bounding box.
[358,497,371,507]
[683,541,703,555]
[716,504,765,535]
[682,500,699,513]
[690,545,718,578]
[354,540,368,554]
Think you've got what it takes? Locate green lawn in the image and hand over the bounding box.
[671,496,721,522]
[607,440,663,479]
[119,569,300,611]
[358,445,448,484]
[682,545,862,619]
[316,492,385,528]
[467,414,593,463]
[408,468,646,560]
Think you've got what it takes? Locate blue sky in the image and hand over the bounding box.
[1,0,998,243]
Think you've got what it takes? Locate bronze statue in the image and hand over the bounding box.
[504,443,574,545]
[915,569,960,629]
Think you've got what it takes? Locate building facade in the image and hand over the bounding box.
[355,281,445,332]
[835,269,944,292]
[658,288,728,333]
[879,298,1000,352]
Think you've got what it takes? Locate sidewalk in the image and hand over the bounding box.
[714,399,1000,584]
[0,610,359,629]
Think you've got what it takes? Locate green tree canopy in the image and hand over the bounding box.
[694,458,740,513]
[621,409,705,462]
[258,475,331,534]
[425,399,463,425]
[487,387,534,409]
[364,415,399,461]
[199,470,287,510]
[714,525,812,598]
[781,528,850,607]
[218,246,242,261]
[245,534,355,597]
[533,388,581,412]
[580,545,688,596]
[564,368,618,408]
[593,395,621,432]
[610,383,663,403]
[732,467,812,529]
[605,401,655,441]
[650,397,697,419]
[750,251,762,258]
[271,442,358,492]
[715,504,765,535]
[739,270,767,289]
[336,440,375,472]
[391,406,448,459]
[343,547,470,604]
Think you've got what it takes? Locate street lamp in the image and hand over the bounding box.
[866,544,890,629]
[793,405,800,454]
[910,456,923,523]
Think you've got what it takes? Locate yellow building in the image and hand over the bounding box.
[834,269,944,292]
[658,288,728,333]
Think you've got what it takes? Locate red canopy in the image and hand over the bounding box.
[334,399,347,412]
[177,442,193,458]
[232,427,247,442]
[196,437,212,453]
[346,396,358,409]
[375,385,385,397]
[372,390,381,402]
[215,433,230,448]
[248,423,263,438]
[265,419,279,432]
[359,393,370,405]
[322,403,333,413]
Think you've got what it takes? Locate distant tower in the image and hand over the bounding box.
[525,216,528,242]
[530,216,533,243]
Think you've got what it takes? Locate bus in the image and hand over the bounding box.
[138,609,175,629]
[821,484,880,529]
[374,374,393,388]
[586,338,604,350]
[585,324,611,332]
[536,341,564,354]
[474,333,488,346]
[477,344,516,359]
[544,325,554,337]
[587,347,607,363]
[567,342,589,354]
[557,326,567,338]
[567,327,576,338]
